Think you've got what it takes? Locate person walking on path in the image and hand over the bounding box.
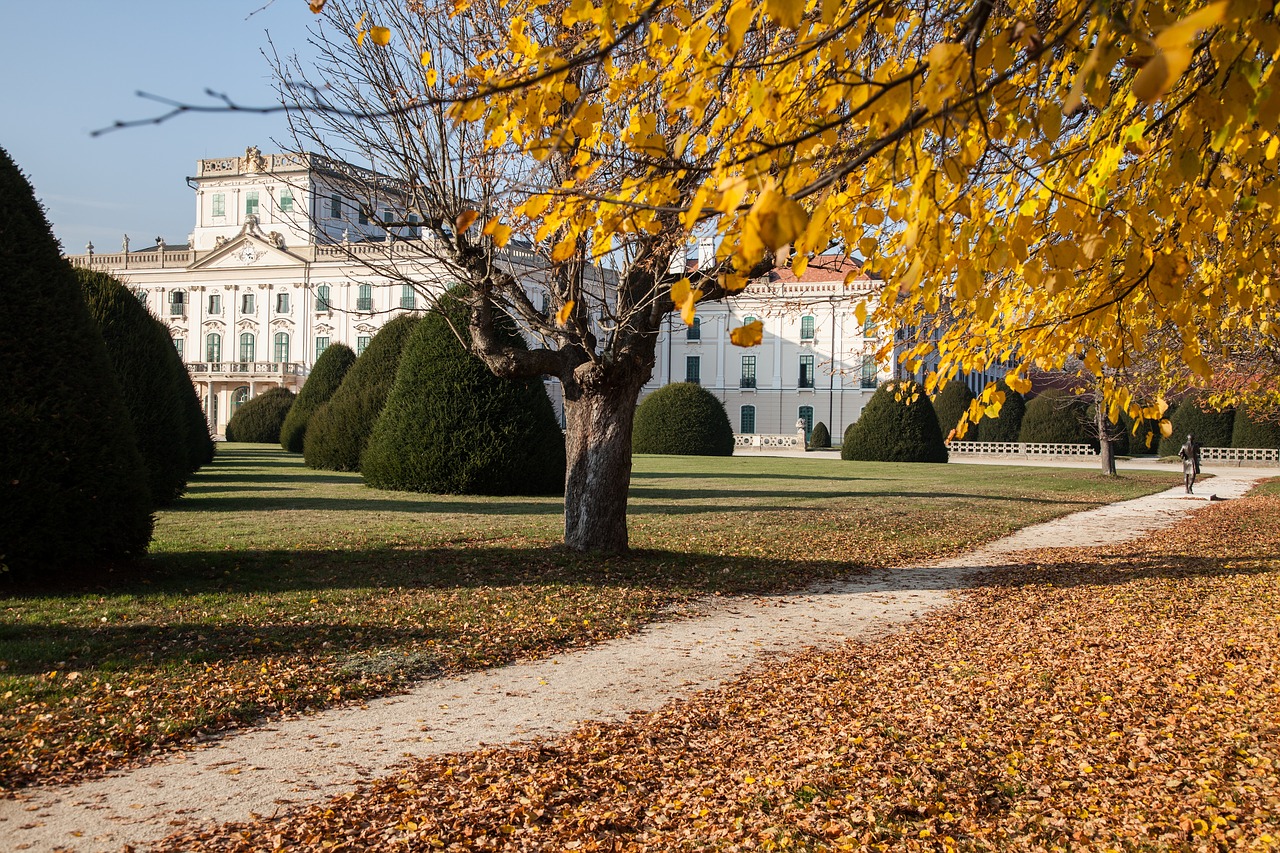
[1178,433,1202,494]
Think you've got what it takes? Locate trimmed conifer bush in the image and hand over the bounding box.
[225,387,296,443]
[1231,407,1280,449]
[280,343,356,453]
[809,421,831,449]
[1018,389,1092,445]
[933,380,976,441]
[633,383,735,456]
[304,315,421,471]
[362,295,565,494]
[78,268,192,505]
[841,381,948,462]
[972,379,1025,442]
[1157,396,1234,455]
[168,346,216,470]
[0,147,153,575]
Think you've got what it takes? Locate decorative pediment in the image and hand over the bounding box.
[236,318,260,332]
[202,319,226,331]
[269,318,295,331]
[354,322,378,334]
[190,233,306,271]
[314,322,335,335]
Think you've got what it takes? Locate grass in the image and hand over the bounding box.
[0,445,1173,790]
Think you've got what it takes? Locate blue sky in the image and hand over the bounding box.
[1,1,317,254]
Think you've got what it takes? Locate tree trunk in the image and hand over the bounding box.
[1097,404,1117,476]
[561,372,647,552]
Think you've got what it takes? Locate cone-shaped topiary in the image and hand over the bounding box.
[0,147,153,575]
[633,383,735,456]
[225,387,296,443]
[78,269,191,506]
[1158,396,1234,454]
[170,347,216,470]
[841,381,948,462]
[1018,389,1092,446]
[809,421,831,449]
[362,295,565,494]
[973,379,1026,442]
[280,343,356,453]
[933,380,976,441]
[1231,407,1280,449]
[304,315,421,471]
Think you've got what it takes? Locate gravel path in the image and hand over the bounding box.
[1,468,1268,852]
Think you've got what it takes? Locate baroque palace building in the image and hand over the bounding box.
[65,147,1006,441]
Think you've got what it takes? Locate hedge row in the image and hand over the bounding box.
[279,343,355,452]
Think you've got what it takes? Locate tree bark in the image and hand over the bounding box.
[561,368,648,553]
[1097,403,1117,476]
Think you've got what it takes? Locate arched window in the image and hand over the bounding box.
[231,386,250,413]
[239,332,255,363]
[316,284,331,311]
[798,406,814,439]
[205,332,222,363]
[273,332,290,363]
[740,405,756,434]
[687,316,701,341]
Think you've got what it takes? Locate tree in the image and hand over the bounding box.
[303,315,420,471]
[0,147,153,575]
[280,343,356,453]
[225,388,297,443]
[78,269,192,506]
[1158,395,1235,454]
[632,383,735,456]
[1232,407,1280,449]
[841,381,948,463]
[933,381,976,442]
[1020,390,1093,447]
[362,293,565,494]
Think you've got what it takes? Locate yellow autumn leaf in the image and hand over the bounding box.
[748,189,809,252]
[420,50,433,67]
[309,0,326,11]
[555,299,575,326]
[763,0,804,30]
[679,288,703,326]
[730,319,764,347]
[1155,1,1229,50]
[482,217,512,246]
[551,236,578,262]
[1005,373,1032,394]
[1159,418,1174,438]
[356,29,367,47]
[725,0,754,56]
[455,210,480,233]
[1132,45,1194,105]
[670,277,692,306]
[370,26,392,46]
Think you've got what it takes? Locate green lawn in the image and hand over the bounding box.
[0,445,1173,790]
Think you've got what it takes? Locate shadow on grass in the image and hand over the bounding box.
[163,496,564,514]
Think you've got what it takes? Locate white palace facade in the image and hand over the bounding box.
[65,148,1007,442]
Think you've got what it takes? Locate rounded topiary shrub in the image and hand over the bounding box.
[633,383,734,456]
[304,315,421,471]
[280,343,356,453]
[1157,396,1234,455]
[78,268,192,506]
[225,387,296,443]
[809,421,831,449]
[841,380,948,462]
[362,295,566,495]
[933,380,976,441]
[1018,389,1092,446]
[972,379,1025,442]
[0,146,153,575]
[1231,407,1280,449]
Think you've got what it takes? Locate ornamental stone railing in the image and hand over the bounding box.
[947,441,1097,457]
[734,433,805,450]
[186,361,306,379]
[1199,446,1280,463]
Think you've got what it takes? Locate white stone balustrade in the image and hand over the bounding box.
[947,441,1097,457]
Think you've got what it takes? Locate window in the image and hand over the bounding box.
[329,194,342,218]
[740,355,757,388]
[212,194,225,217]
[383,210,394,224]
[863,312,876,337]
[206,332,222,363]
[799,406,814,439]
[400,285,416,310]
[207,293,222,315]
[740,405,756,434]
[276,292,290,314]
[169,290,186,317]
[316,284,331,311]
[173,338,184,358]
[743,315,757,326]
[134,289,148,307]
[801,315,815,340]
[686,355,701,385]
[861,356,878,389]
[799,354,815,388]
[357,283,373,312]
[315,336,330,356]
[279,189,294,212]
[540,291,550,315]
[357,335,371,355]
[239,332,256,363]
[687,316,701,341]
[231,386,250,414]
[273,332,290,363]
[245,191,259,217]
[241,292,256,314]
[358,207,369,226]
[407,213,419,224]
